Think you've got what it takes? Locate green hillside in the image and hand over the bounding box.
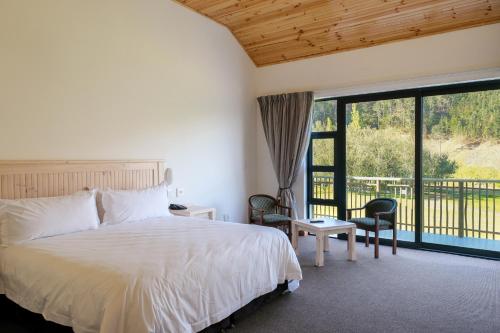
[425,139,500,179]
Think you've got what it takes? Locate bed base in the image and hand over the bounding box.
[201,281,289,333]
[0,282,290,333]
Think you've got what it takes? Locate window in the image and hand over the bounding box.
[345,98,416,242]
[306,80,500,259]
[307,100,338,218]
[421,89,500,250]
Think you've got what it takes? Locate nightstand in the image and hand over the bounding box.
[169,205,216,221]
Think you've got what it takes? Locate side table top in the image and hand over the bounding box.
[292,218,355,231]
[169,205,215,216]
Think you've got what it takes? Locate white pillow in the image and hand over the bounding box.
[100,184,171,225]
[0,191,100,246]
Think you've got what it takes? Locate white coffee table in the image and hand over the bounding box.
[292,218,357,267]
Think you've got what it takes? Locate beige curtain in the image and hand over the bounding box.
[257,91,314,218]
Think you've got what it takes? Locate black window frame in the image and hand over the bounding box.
[306,99,346,220]
[306,79,500,260]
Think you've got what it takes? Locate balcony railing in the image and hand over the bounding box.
[312,176,500,240]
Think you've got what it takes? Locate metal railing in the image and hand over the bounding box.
[312,176,500,240]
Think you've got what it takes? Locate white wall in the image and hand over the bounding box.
[0,0,256,222]
[256,24,500,96]
[254,24,500,218]
[2,1,499,222]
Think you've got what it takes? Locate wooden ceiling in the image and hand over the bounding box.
[176,0,500,67]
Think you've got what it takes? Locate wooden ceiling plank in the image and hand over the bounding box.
[238,0,496,50]
[240,2,495,50]
[234,0,480,40]
[251,15,500,65]
[249,8,500,60]
[232,0,392,34]
[250,10,500,57]
[218,0,334,28]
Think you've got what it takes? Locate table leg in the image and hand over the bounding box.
[292,224,299,255]
[315,233,324,267]
[348,227,357,261]
[324,234,330,252]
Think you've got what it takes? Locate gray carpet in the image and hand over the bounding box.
[233,236,500,333]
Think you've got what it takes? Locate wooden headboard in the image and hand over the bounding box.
[0,160,164,200]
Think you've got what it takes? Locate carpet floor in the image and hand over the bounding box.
[232,236,500,333]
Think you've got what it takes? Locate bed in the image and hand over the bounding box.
[0,160,302,333]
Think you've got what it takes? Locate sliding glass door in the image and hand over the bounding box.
[345,98,416,242]
[422,89,500,252]
[307,79,500,258]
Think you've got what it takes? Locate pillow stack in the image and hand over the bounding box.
[0,184,172,246]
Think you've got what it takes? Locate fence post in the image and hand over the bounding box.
[375,179,380,196]
[458,181,464,238]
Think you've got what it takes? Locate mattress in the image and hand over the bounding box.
[0,216,302,333]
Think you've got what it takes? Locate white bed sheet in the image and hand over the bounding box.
[0,216,302,333]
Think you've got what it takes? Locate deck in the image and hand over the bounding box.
[376,230,500,252]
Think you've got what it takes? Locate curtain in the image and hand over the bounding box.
[257,91,314,218]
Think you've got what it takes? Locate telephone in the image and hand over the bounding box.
[169,204,187,210]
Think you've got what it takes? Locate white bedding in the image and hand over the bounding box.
[0,216,302,333]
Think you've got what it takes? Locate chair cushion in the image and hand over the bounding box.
[263,214,291,223]
[249,196,277,218]
[349,217,392,227]
[251,214,291,224]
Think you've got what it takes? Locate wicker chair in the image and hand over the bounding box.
[248,194,292,240]
[347,198,397,258]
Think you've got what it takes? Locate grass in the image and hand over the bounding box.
[425,138,500,179]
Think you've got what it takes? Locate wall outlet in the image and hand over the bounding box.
[223,214,229,221]
[167,188,175,198]
[176,188,185,197]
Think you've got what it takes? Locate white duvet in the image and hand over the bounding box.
[0,216,302,333]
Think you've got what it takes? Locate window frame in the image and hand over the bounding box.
[306,79,500,259]
[307,99,346,219]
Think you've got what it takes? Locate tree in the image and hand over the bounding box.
[350,104,361,130]
[424,90,500,141]
[345,127,457,178]
[313,100,337,131]
[311,91,499,179]
[422,151,458,178]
